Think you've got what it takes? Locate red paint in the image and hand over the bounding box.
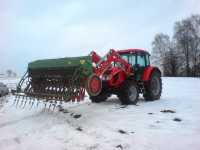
[91,51,101,64]
[90,49,133,89]
[77,88,85,102]
[93,49,133,77]
[142,66,161,81]
[90,76,101,93]
[117,49,150,55]
[108,67,126,87]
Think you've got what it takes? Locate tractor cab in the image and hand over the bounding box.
[118,49,150,80]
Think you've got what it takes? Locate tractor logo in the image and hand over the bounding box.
[80,59,85,64]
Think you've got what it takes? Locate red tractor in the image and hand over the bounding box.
[87,49,162,105]
[15,48,162,108]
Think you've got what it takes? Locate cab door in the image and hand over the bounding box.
[120,53,149,81]
[135,53,149,81]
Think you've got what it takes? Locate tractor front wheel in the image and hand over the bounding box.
[144,71,162,101]
[86,74,102,97]
[90,91,111,103]
[118,80,139,105]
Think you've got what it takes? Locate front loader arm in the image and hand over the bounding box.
[92,49,133,77]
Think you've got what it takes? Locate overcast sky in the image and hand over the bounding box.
[0,0,200,74]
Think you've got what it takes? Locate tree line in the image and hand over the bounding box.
[0,70,17,78]
[151,14,200,77]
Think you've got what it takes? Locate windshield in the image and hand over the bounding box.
[120,54,136,66]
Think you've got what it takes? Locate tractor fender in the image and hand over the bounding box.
[142,66,161,81]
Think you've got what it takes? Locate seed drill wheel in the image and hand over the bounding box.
[86,74,102,97]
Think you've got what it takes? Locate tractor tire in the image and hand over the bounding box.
[118,80,139,105]
[90,90,111,103]
[86,74,102,97]
[144,71,162,101]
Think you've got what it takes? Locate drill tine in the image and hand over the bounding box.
[19,99,24,108]
[36,99,40,108]
[44,101,48,112]
[33,98,37,108]
[29,100,34,110]
[15,96,20,108]
[19,95,25,108]
[52,101,57,111]
[22,98,28,109]
[21,96,27,109]
[48,102,52,111]
[12,96,18,106]
[59,100,63,107]
[44,101,47,110]
[29,97,32,105]
[52,103,56,111]
[33,97,37,108]
[28,97,32,109]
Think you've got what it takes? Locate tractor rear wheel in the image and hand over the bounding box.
[144,71,162,101]
[118,80,139,105]
[90,91,111,103]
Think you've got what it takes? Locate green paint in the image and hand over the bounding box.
[28,55,93,77]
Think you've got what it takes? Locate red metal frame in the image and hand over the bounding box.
[93,49,133,76]
[90,51,101,64]
[117,48,150,55]
[91,49,134,88]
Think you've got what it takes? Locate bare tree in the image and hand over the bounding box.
[152,33,171,68]
[152,14,200,77]
[174,15,200,77]
[197,54,200,76]
[190,15,200,76]
[151,33,178,76]
[13,72,17,77]
[6,69,12,77]
[6,69,17,77]
[163,44,179,76]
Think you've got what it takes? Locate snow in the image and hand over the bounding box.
[0,77,200,150]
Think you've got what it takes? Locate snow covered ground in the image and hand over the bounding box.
[0,77,200,150]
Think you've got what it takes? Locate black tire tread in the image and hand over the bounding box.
[118,80,139,105]
[144,71,162,101]
[90,90,111,103]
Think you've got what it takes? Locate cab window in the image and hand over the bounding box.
[146,54,150,66]
[121,55,128,62]
[137,55,146,67]
[129,55,136,66]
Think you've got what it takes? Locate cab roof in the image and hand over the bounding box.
[117,49,150,55]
